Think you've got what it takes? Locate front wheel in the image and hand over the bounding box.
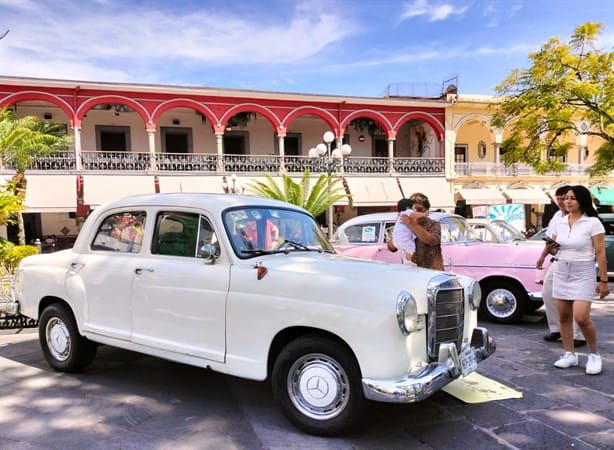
[272,335,366,436]
[39,303,97,372]
[479,280,527,324]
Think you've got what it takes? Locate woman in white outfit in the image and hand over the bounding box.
[551,185,608,375]
[536,185,584,345]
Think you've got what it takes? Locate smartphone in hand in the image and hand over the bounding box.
[542,237,560,247]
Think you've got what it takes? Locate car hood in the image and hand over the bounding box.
[234,252,461,313]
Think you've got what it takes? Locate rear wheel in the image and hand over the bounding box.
[39,303,97,372]
[479,280,526,324]
[272,335,366,436]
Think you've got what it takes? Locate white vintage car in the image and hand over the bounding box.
[12,193,494,435]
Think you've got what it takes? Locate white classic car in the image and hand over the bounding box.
[13,193,494,436]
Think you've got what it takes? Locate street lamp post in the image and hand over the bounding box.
[308,131,351,239]
[222,173,244,194]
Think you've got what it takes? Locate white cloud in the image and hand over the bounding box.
[400,0,469,22]
[0,0,357,82]
[309,42,534,74]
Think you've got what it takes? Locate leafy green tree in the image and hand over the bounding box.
[246,169,349,218]
[493,22,614,176]
[0,108,72,243]
[0,180,24,225]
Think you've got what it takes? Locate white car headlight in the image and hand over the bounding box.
[468,279,482,310]
[396,291,421,335]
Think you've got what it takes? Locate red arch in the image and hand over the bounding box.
[282,106,338,134]
[0,91,74,124]
[219,103,280,130]
[151,99,218,127]
[76,96,150,125]
[395,112,444,140]
[340,110,392,137]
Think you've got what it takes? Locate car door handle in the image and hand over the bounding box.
[135,268,154,275]
[68,262,84,274]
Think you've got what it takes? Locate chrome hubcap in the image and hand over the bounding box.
[288,353,349,420]
[46,318,71,361]
[486,288,517,318]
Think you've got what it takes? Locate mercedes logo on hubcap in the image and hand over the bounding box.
[306,375,330,399]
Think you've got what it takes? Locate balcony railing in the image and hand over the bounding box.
[7,150,447,176]
[9,151,605,178]
[453,162,592,177]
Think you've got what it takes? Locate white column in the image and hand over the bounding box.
[277,135,285,173]
[147,129,157,170]
[216,133,224,172]
[444,129,456,178]
[387,138,395,172]
[73,126,82,170]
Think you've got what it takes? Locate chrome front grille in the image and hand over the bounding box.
[427,275,465,362]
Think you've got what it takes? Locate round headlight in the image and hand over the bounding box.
[396,291,418,335]
[468,279,482,310]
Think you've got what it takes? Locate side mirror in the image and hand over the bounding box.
[198,243,219,264]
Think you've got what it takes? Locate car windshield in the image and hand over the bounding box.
[490,221,526,241]
[440,216,482,243]
[223,207,333,258]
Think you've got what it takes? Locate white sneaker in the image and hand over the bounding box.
[586,353,602,375]
[554,352,578,368]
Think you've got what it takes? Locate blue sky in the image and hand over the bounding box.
[1,0,613,97]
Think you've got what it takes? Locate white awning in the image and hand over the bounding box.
[344,177,401,206]
[24,175,76,212]
[396,177,455,209]
[503,188,551,204]
[83,175,156,206]
[456,188,507,205]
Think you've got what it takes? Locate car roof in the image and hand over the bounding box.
[338,211,458,228]
[467,218,507,224]
[94,193,305,217]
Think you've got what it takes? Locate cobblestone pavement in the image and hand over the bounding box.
[1,300,613,450]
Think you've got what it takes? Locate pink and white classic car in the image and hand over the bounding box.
[332,212,549,324]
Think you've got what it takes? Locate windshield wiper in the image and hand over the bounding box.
[240,249,286,256]
[239,240,323,256]
[278,239,321,252]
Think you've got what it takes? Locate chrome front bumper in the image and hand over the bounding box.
[528,291,543,301]
[0,299,19,315]
[362,327,496,403]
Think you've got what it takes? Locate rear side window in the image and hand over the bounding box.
[343,222,381,243]
[91,211,146,253]
[152,212,200,257]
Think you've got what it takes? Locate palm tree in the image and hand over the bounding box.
[0,180,24,237]
[246,169,349,218]
[0,108,71,244]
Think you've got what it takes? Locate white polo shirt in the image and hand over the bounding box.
[553,214,604,262]
[545,210,564,238]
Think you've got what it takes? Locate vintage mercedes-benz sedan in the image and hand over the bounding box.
[333,212,550,324]
[13,193,494,436]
